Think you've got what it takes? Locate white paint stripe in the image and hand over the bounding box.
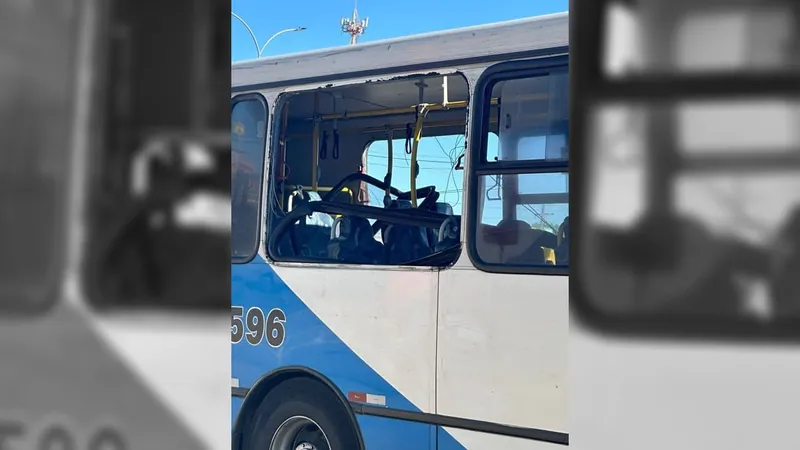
[273,265,438,413]
[90,314,230,450]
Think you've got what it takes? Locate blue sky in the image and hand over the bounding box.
[232,0,569,231]
[231,0,567,60]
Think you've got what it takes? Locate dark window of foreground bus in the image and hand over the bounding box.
[232,96,267,261]
[468,63,569,274]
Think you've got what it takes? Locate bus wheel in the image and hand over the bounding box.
[245,377,361,450]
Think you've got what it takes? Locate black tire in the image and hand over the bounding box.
[243,377,361,450]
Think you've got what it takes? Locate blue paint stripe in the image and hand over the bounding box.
[231,260,467,449]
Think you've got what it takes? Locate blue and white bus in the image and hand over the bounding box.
[231,12,569,450]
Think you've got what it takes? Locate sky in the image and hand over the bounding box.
[232,0,569,230]
[231,0,568,60]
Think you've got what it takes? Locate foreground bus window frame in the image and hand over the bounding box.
[231,93,269,265]
[263,77,470,270]
[569,0,800,342]
[466,56,570,276]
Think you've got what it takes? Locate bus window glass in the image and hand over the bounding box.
[601,2,800,77]
[231,98,267,260]
[472,68,570,270]
[486,72,568,163]
[476,171,569,266]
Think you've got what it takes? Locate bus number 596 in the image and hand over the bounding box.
[231,306,286,347]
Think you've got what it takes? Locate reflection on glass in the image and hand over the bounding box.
[231,99,267,259]
[583,99,800,321]
[487,72,569,163]
[476,173,569,267]
[602,2,800,76]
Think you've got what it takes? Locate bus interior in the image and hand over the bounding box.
[257,71,569,269]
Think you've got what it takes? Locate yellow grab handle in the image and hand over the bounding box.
[331,187,353,218]
[410,104,430,207]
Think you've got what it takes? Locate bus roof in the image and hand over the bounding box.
[232,12,568,92]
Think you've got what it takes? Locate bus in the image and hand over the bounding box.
[231,12,569,450]
[0,0,230,448]
[571,1,800,449]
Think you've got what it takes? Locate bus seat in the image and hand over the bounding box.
[394,199,413,209]
[480,219,546,265]
[383,223,432,264]
[434,215,461,252]
[475,224,501,263]
[392,198,437,251]
[429,202,455,247]
[292,223,331,259]
[531,229,559,249]
[328,216,385,264]
[434,202,454,215]
[513,228,558,265]
[555,216,569,264]
[529,229,559,265]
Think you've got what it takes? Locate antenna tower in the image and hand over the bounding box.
[341,0,368,45]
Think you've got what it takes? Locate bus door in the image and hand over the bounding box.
[436,57,570,449]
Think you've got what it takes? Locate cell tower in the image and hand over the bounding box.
[341,0,368,45]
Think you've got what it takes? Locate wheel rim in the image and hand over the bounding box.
[269,415,332,450]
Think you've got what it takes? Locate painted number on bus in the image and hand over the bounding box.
[231,306,286,347]
[0,419,126,450]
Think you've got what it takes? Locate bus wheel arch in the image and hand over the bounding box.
[234,366,365,450]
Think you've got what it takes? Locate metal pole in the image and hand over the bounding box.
[230,12,259,57]
[232,12,305,58]
[259,27,306,56]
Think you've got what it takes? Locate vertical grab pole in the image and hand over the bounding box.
[409,104,430,207]
[383,126,393,208]
[311,93,320,192]
[442,76,449,108]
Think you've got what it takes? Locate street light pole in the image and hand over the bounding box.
[259,27,307,56]
[231,13,306,58]
[230,12,259,56]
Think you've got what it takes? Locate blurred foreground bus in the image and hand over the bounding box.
[0,0,229,448]
[231,13,569,450]
[571,1,800,449]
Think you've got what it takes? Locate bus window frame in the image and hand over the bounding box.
[466,56,570,276]
[231,92,269,265]
[262,85,472,272]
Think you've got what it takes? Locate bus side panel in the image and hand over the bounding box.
[436,264,568,438]
[231,258,438,450]
[438,427,567,450]
[357,415,435,450]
